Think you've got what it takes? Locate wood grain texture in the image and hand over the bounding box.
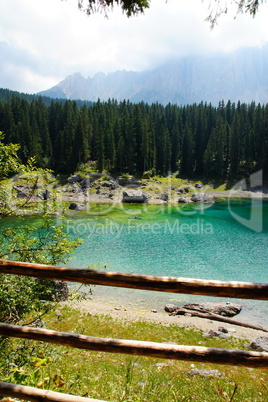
[0,381,106,402]
[0,323,268,368]
[0,259,268,300]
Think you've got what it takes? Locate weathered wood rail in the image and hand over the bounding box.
[0,322,267,368]
[0,381,105,402]
[1,259,268,299]
[0,259,267,402]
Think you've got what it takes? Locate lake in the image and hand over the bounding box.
[64,199,268,327]
[1,199,268,327]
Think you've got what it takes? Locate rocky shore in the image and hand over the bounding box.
[8,173,268,215]
[57,174,268,208]
[66,297,268,345]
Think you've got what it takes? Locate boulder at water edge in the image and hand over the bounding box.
[122,189,149,203]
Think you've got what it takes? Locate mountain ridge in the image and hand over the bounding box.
[38,45,268,106]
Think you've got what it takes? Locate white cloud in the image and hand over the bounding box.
[1,0,268,93]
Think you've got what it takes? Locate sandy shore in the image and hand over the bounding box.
[65,296,267,342]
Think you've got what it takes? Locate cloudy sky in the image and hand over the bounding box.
[1,0,268,94]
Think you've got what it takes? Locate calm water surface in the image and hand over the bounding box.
[2,199,268,327]
[64,200,268,327]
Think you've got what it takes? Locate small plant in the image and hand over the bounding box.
[142,169,155,179]
[121,173,131,180]
[99,174,111,181]
[216,383,238,402]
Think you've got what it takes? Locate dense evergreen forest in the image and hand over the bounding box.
[0,88,93,109]
[0,88,267,179]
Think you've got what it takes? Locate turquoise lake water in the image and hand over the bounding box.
[2,199,268,327]
[62,199,268,327]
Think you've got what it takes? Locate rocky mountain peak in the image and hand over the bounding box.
[38,44,268,105]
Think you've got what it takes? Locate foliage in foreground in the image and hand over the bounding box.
[0,132,83,323]
[0,218,83,323]
[76,0,266,26]
[1,305,267,401]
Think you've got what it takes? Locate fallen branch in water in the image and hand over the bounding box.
[170,307,268,333]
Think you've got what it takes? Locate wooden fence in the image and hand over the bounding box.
[0,259,268,402]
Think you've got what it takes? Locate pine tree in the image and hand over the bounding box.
[1,101,16,143]
[229,109,241,176]
[74,105,90,164]
[181,122,194,176]
[116,135,126,172]
[59,101,78,172]
[203,116,226,177]
[34,98,52,166]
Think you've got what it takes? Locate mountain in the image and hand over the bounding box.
[38,45,268,106]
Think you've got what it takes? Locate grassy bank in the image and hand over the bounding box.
[1,305,267,401]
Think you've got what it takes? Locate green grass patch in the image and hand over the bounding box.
[1,305,267,401]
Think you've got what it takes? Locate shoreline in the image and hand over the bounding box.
[4,173,268,217]
[9,189,268,218]
[61,188,268,205]
[65,295,267,342]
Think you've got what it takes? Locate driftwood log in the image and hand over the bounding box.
[0,381,105,402]
[182,302,242,317]
[0,323,268,368]
[170,307,268,332]
[0,259,268,300]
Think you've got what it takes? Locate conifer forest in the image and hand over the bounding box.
[0,89,267,179]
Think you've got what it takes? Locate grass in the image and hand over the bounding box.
[1,305,267,401]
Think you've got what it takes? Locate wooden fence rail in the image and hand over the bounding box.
[0,259,268,402]
[1,259,268,300]
[1,323,268,368]
[0,381,106,402]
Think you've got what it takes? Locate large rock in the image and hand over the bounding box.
[160,192,169,202]
[250,337,268,352]
[118,177,142,187]
[99,180,117,189]
[69,202,88,211]
[191,192,217,203]
[122,190,148,203]
[183,302,242,317]
[207,329,230,339]
[39,281,69,301]
[188,369,225,378]
[67,174,83,183]
[81,177,91,189]
[164,304,178,313]
[53,281,69,301]
[64,183,81,193]
[178,196,189,203]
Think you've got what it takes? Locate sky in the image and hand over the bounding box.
[1,0,268,94]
